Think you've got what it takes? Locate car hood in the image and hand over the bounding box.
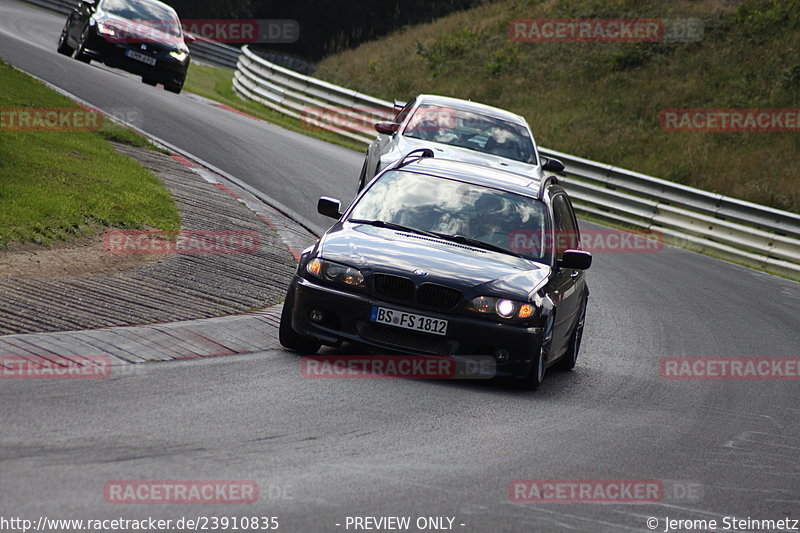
[317,223,550,299]
[382,135,544,180]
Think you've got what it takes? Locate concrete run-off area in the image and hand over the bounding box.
[0,143,316,338]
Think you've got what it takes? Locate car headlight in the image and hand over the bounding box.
[466,296,534,320]
[169,50,189,62]
[306,258,365,288]
[496,299,516,318]
[96,23,116,36]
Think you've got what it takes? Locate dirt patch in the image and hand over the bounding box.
[0,230,163,279]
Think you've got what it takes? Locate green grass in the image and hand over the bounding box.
[0,60,180,249]
[183,63,366,153]
[98,124,170,154]
[314,0,800,213]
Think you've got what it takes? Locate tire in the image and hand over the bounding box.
[142,78,158,86]
[557,299,587,371]
[57,26,74,56]
[164,83,183,94]
[279,283,321,354]
[74,26,91,63]
[518,315,554,390]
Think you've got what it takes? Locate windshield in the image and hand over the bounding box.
[348,170,549,261]
[403,104,536,164]
[102,0,181,33]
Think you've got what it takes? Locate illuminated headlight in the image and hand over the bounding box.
[467,296,535,320]
[96,23,116,36]
[169,50,189,62]
[496,299,516,318]
[306,258,365,288]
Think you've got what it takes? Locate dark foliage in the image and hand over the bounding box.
[167,0,481,60]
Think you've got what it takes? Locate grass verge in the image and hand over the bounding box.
[98,124,170,154]
[315,0,800,214]
[0,59,180,249]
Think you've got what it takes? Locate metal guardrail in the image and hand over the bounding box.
[17,0,242,70]
[234,45,800,278]
[187,35,240,70]
[233,46,394,144]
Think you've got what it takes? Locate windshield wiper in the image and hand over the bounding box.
[431,233,527,260]
[348,219,441,239]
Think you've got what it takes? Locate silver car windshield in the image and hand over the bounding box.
[348,170,549,261]
[403,104,536,164]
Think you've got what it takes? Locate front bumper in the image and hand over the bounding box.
[83,33,188,86]
[291,276,545,379]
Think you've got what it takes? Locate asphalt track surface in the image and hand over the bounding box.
[1,3,800,532]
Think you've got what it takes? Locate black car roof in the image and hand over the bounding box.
[397,157,548,199]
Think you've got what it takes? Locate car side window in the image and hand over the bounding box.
[551,194,579,259]
[394,99,415,125]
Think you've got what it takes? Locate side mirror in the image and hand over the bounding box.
[542,157,565,173]
[559,249,592,270]
[184,33,197,44]
[317,196,342,219]
[375,122,400,135]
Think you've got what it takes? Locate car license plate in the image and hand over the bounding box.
[125,49,156,66]
[370,306,448,336]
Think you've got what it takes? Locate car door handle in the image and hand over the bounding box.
[570,270,580,278]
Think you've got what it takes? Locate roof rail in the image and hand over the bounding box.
[538,175,559,199]
[392,148,435,170]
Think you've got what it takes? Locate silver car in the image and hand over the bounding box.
[358,94,564,190]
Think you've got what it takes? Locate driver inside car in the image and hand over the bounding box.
[471,194,520,250]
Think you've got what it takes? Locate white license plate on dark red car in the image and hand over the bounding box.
[370,306,448,336]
